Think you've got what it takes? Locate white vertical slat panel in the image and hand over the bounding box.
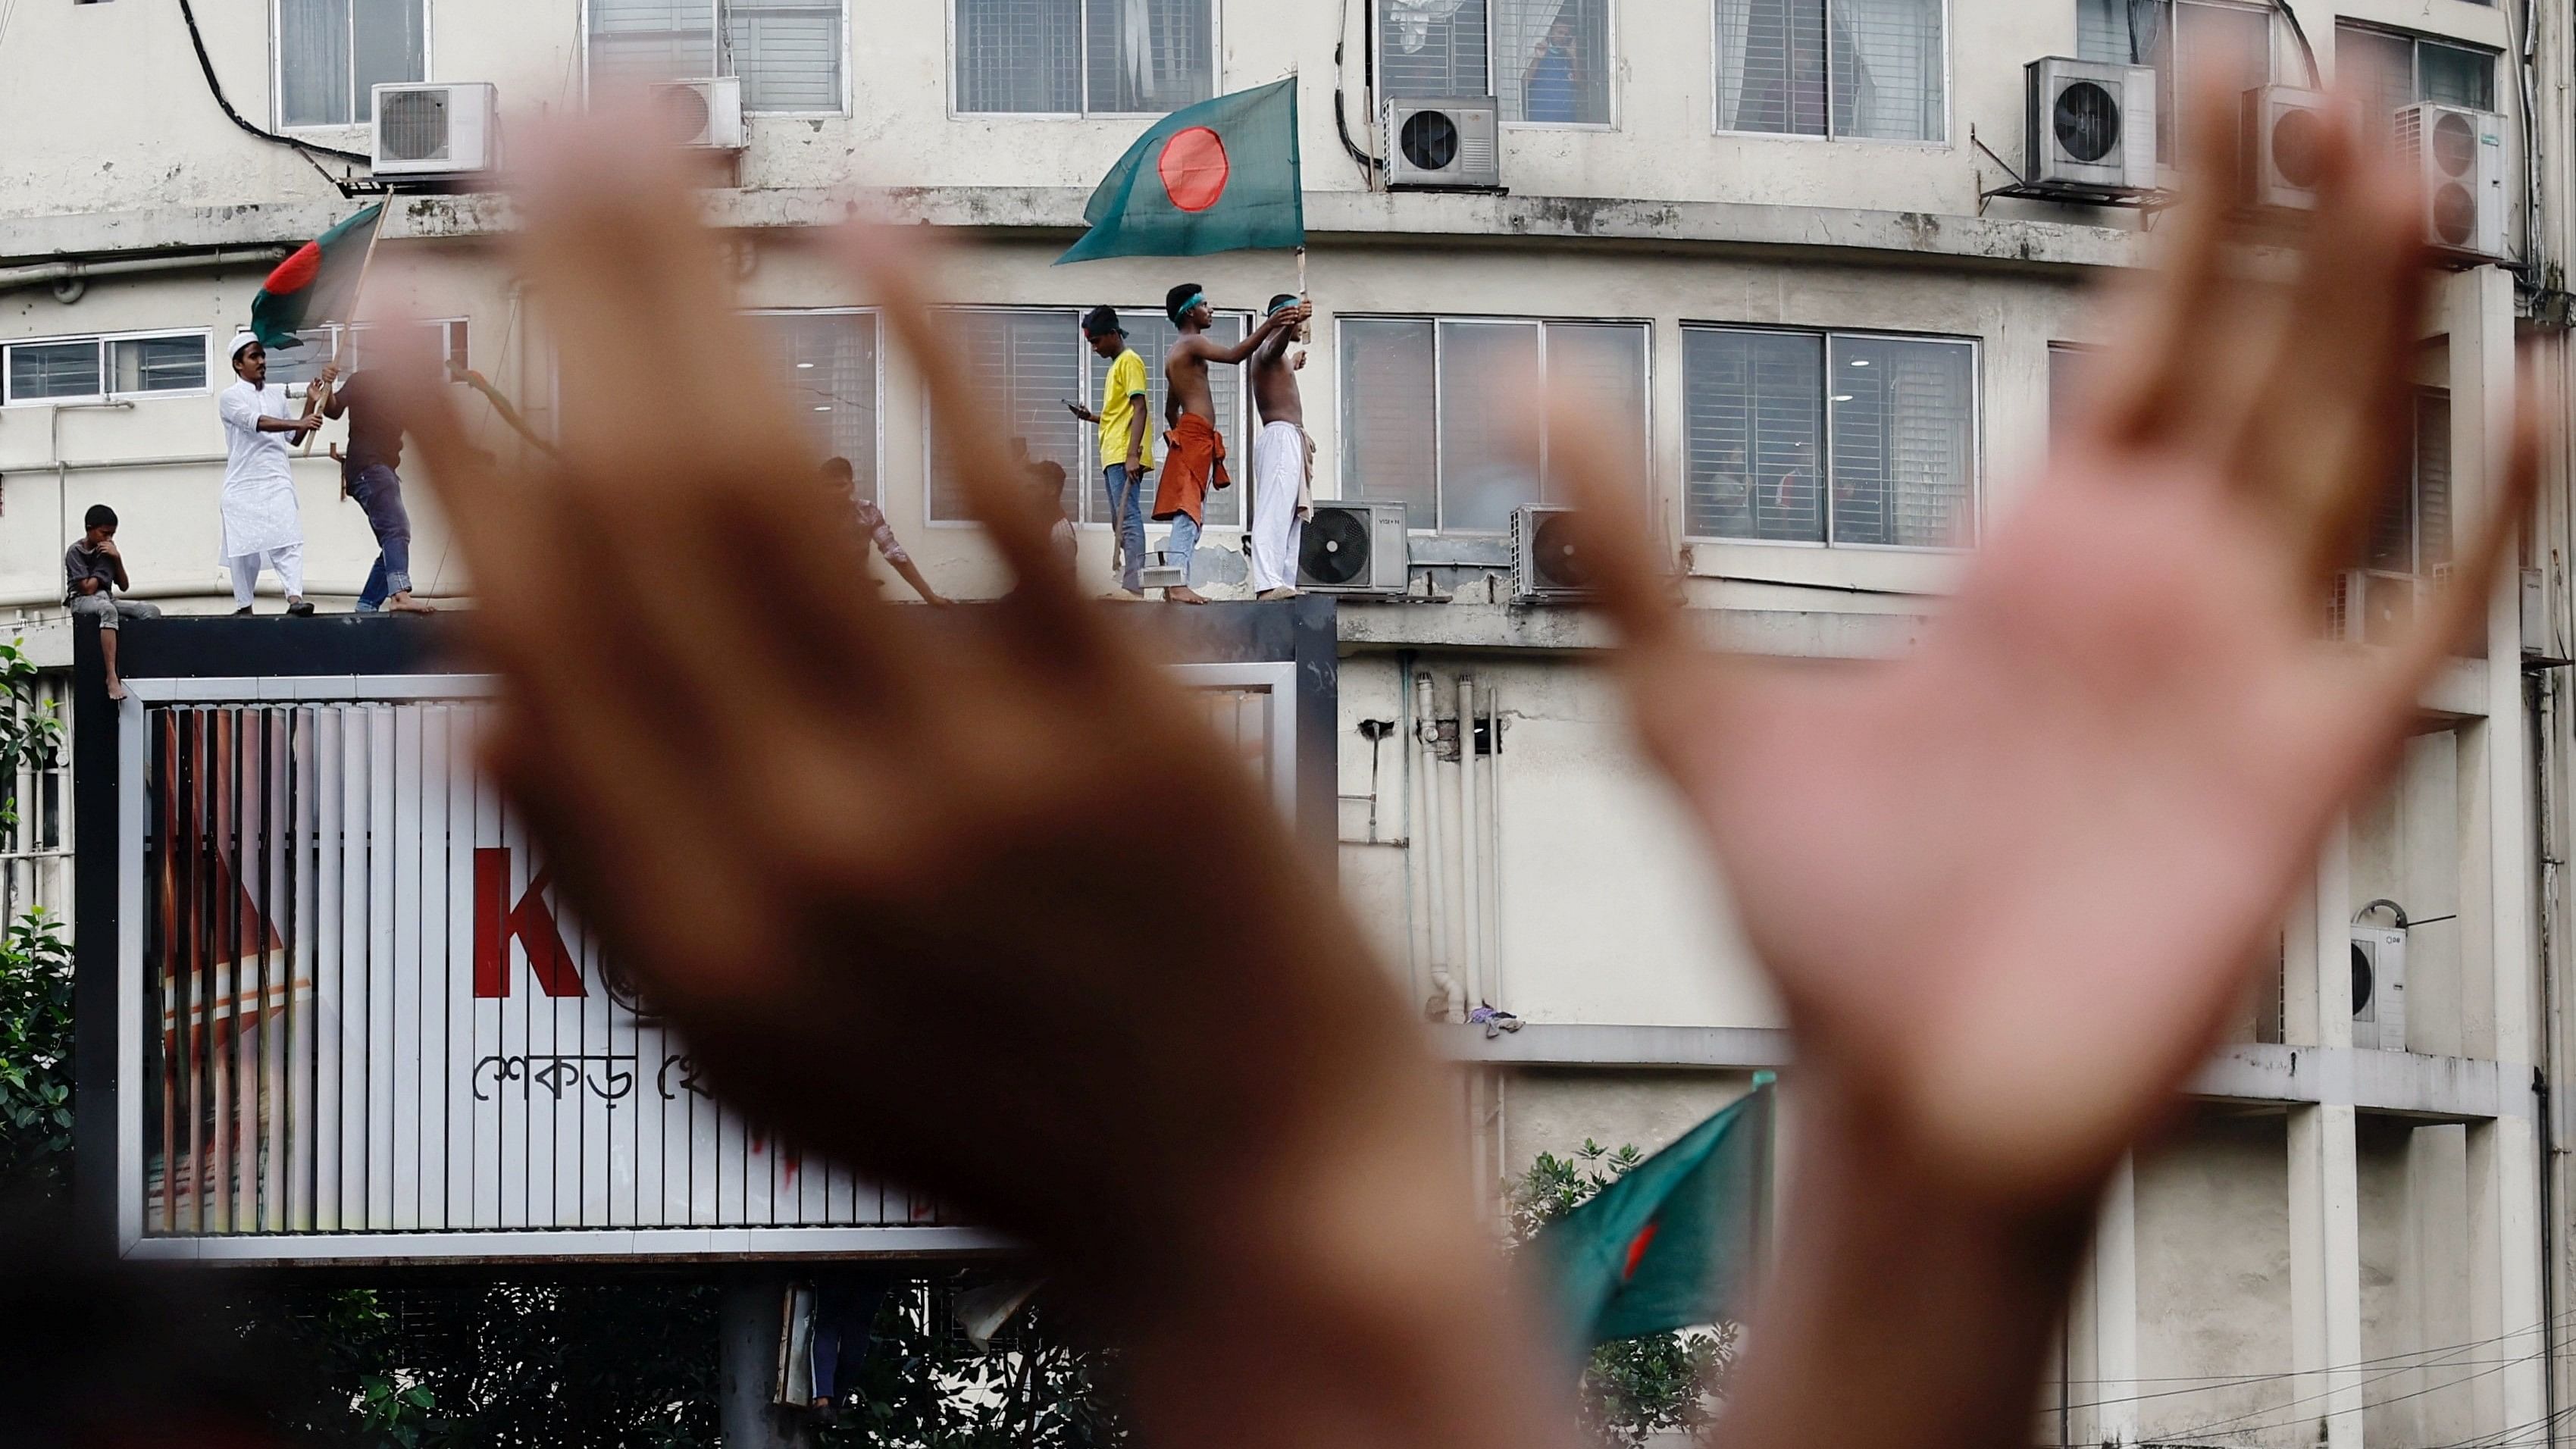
[341,707,374,1224]
[515,818,553,1228]
[603,915,641,1228]
[261,709,290,1231]
[548,884,585,1226]
[389,706,423,1228]
[417,708,449,1228]
[365,706,396,1229]
[716,1069,747,1225]
[577,911,612,1228]
[689,1037,720,1225]
[287,709,318,1231]
[311,708,343,1230]
[445,707,477,1228]
[473,720,506,1229]
[226,708,254,1231]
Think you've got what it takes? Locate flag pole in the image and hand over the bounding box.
[300,214,386,458]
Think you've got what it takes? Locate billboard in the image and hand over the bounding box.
[81,610,1333,1264]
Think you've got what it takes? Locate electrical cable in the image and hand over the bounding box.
[1332,0,1383,177]
[176,0,373,167]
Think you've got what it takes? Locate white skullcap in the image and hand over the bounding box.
[228,332,263,360]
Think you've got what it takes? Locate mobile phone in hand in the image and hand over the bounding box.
[1061,399,1085,415]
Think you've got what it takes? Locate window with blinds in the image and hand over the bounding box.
[932,308,1244,528]
[750,311,880,501]
[1492,0,1612,124]
[4,333,210,405]
[954,0,1213,114]
[2077,0,2271,162]
[1714,0,1942,141]
[1683,325,1976,547]
[1379,0,1492,100]
[2365,389,2452,577]
[279,0,424,127]
[2335,22,2496,144]
[588,0,844,112]
[1340,317,1649,533]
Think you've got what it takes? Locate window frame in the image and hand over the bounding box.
[945,0,1224,120]
[1333,311,1654,537]
[579,0,855,118]
[271,0,434,133]
[2,329,214,408]
[920,304,1254,530]
[1707,0,1952,146]
[2333,18,2501,116]
[743,305,887,507]
[1679,321,1981,552]
[1373,0,1622,132]
[256,318,468,390]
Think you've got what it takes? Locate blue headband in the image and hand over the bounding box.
[1170,291,1206,323]
[1266,296,1301,317]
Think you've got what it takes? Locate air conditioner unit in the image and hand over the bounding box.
[2242,86,2332,210]
[2351,925,2407,1051]
[1511,504,1590,603]
[1299,501,1411,596]
[1385,99,1501,189]
[371,82,499,178]
[2024,58,2155,195]
[2330,569,2418,646]
[649,77,746,151]
[2396,101,2507,261]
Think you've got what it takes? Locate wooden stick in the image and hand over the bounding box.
[1294,245,1310,343]
[299,214,385,457]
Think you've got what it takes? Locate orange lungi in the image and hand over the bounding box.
[1152,412,1231,525]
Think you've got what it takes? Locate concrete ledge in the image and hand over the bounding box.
[7,186,2146,273]
[121,1223,1008,1266]
[1447,1024,2529,1122]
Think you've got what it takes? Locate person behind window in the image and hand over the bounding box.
[823,456,945,605]
[63,503,160,702]
[1524,12,1582,124]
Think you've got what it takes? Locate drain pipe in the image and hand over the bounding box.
[1486,679,1506,1013]
[0,247,290,297]
[1414,671,1460,1021]
[1458,674,1484,1013]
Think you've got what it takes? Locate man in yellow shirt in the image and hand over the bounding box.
[1067,305,1155,597]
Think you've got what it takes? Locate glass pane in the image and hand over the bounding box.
[2075,0,2139,64]
[1379,0,1491,100]
[2169,1,2269,163]
[1496,0,1610,124]
[280,0,352,127]
[728,0,844,111]
[588,0,720,90]
[753,313,879,499]
[1435,321,1542,534]
[1683,328,1820,541]
[352,0,425,124]
[1341,319,1438,530]
[1829,0,1942,141]
[955,0,1082,112]
[2046,343,2099,446]
[1828,335,1975,548]
[2415,388,2452,572]
[2418,41,2494,111]
[1111,309,1244,526]
[1085,0,1213,113]
[2335,23,2417,146]
[1714,0,1827,135]
[935,310,1085,522]
[7,341,103,402]
[111,336,209,395]
[1541,322,1647,506]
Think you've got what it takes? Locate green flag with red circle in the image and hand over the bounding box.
[250,202,384,349]
[1055,79,1304,265]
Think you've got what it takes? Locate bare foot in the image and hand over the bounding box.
[1166,586,1211,606]
[106,678,126,702]
[1256,587,1299,600]
[388,593,440,615]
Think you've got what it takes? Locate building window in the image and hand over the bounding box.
[3,332,209,405]
[1712,0,1945,142]
[750,310,881,501]
[1682,325,1975,547]
[261,319,468,388]
[278,0,426,128]
[2337,23,2496,140]
[953,0,1213,115]
[1380,0,1491,101]
[930,307,1246,528]
[589,0,847,113]
[2077,0,2271,163]
[2047,342,2099,442]
[1378,0,1614,124]
[1339,316,1648,534]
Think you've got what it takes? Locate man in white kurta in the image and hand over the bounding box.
[218,333,322,615]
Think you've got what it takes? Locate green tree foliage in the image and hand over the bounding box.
[1509,1139,1742,1447]
[0,909,74,1194]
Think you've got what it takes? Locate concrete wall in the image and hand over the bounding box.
[2135,1109,2296,1449]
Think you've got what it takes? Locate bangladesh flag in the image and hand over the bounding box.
[1538,1082,1774,1348]
[1054,79,1304,265]
[250,203,385,349]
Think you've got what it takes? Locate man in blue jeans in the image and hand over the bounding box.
[313,355,436,614]
[1066,305,1153,599]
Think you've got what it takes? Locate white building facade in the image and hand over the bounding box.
[4,2,2575,1444]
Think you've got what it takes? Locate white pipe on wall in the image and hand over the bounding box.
[1414,671,1460,1021]
[1487,679,1505,1014]
[1459,674,1483,1013]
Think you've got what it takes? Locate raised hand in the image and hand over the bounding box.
[383,111,1574,1449]
[1563,92,2533,1206]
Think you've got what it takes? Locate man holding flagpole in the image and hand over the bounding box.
[1156,284,1306,605]
[217,333,321,616]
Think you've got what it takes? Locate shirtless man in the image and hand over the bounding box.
[1155,283,1309,604]
[1247,294,1316,599]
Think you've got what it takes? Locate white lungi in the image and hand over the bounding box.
[217,378,307,603]
[1250,421,1311,593]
